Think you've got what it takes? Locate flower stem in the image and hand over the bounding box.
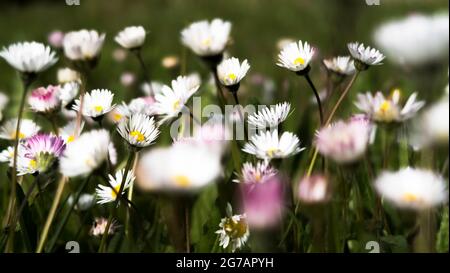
[133,49,153,94]
[212,69,226,111]
[304,73,324,125]
[98,149,135,253]
[5,74,34,253]
[125,152,139,237]
[36,176,67,253]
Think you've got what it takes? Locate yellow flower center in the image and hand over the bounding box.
[379,101,391,113]
[254,173,262,182]
[266,147,279,157]
[173,175,191,188]
[11,132,26,139]
[67,135,75,143]
[226,73,237,82]
[129,131,145,142]
[294,57,305,65]
[94,105,103,113]
[113,113,123,122]
[29,159,37,169]
[173,99,181,111]
[202,37,211,46]
[224,217,248,239]
[402,192,421,203]
[111,184,121,199]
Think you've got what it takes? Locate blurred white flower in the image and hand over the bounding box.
[73,89,115,118]
[175,122,229,155]
[0,41,58,73]
[181,18,231,56]
[216,203,249,252]
[59,120,84,144]
[217,57,250,86]
[59,129,110,177]
[28,85,61,113]
[57,67,80,84]
[128,96,156,116]
[247,102,291,128]
[141,81,164,96]
[374,13,449,67]
[68,193,95,211]
[59,82,80,107]
[136,143,221,192]
[152,75,200,123]
[323,56,355,76]
[120,72,136,87]
[0,146,14,165]
[355,89,425,123]
[63,29,105,61]
[315,118,372,163]
[115,26,146,49]
[0,92,9,122]
[347,42,385,69]
[243,130,304,161]
[96,169,135,205]
[107,102,130,124]
[0,118,40,140]
[234,161,277,185]
[277,40,315,72]
[375,168,448,210]
[117,113,160,148]
[411,99,449,148]
[90,217,118,237]
[161,55,180,69]
[298,175,330,204]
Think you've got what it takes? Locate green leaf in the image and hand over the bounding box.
[436,207,449,253]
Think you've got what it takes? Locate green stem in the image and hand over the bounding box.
[98,149,135,253]
[304,73,324,125]
[5,74,34,253]
[133,49,152,94]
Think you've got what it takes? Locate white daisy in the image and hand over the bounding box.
[411,99,449,148]
[247,102,291,128]
[355,89,425,123]
[323,56,356,76]
[217,57,250,86]
[59,120,85,144]
[216,203,250,253]
[0,118,40,140]
[375,168,448,210]
[59,129,110,177]
[0,146,15,166]
[242,129,304,161]
[117,113,160,148]
[28,85,61,113]
[127,97,156,116]
[181,18,231,56]
[0,41,58,73]
[59,81,80,107]
[347,42,385,70]
[136,143,222,192]
[277,40,315,72]
[63,29,106,61]
[57,67,80,84]
[152,75,200,123]
[141,81,164,96]
[96,169,135,205]
[233,161,277,185]
[68,193,95,211]
[108,102,130,124]
[115,26,146,49]
[73,89,115,118]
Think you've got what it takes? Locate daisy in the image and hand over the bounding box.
[233,161,277,185]
[347,42,385,70]
[216,203,250,252]
[217,57,250,87]
[323,56,356,76]
[59,129,110,177]
[298,175,330,204]
[136,143,221,192]
[73,89,115,119]
[242,130,304,161]
[59,120,85,144]
[355,89,425,123]
[374,168,448,210]
[277,40,315,73]
[59,81,80,108]
[96,169,135,205]
[90,217,118,237]
[108,102,130,124]
[68,193,95,211]
[315,118,372,163]
[63,29,105,61]
[117,113,160,148]
[0,92,9,122]
[411,99,449,148]
[247,102,291,128]
[115,26,146,50]
[17,133,66,175]
[127,96,156,116]
[141,81,164,96]
[152,75,200,123]
[0,118,40,140]
[57,67,80,84]
[28,85,61,113]
[181,18,231,56]
[0,146,15,166]
[0,41,58,73]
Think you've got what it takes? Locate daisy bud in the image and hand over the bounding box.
[115,26,146,50]
[161,55,180,69]
[63,29,105,64]
[347,42,385,70]
[28,85,61,114]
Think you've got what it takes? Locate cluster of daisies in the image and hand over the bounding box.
[0,14,448,253]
